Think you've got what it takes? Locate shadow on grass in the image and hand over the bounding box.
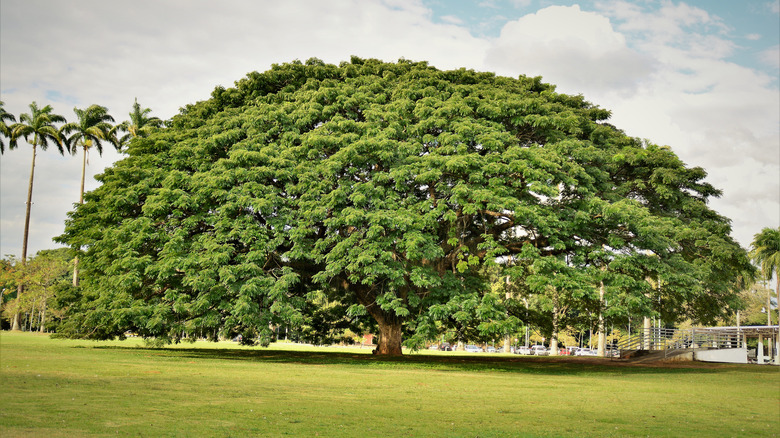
[83,344,757,376]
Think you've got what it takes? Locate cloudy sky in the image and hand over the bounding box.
[1,0,778,260]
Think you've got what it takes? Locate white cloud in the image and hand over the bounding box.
[441,15,464,25]
[509,0,533,7]
[485,5,655,97]
[760,45,780,70]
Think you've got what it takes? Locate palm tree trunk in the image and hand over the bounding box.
[13,142,37,331]
[72,144,87,287]
[80,144,86,203]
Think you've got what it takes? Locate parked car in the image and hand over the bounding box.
[575,348,597,356]
[566,346,579,356]
[465,344,483,353]
[486,346,497,353]
[530,345,548,356]
[515,346,532,355]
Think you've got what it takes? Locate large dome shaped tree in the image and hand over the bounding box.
[57,58,750,355]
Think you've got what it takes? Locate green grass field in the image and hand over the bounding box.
[1,332,777,437]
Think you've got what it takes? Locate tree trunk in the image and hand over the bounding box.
[597,281,606,357]
[550,299,559,356]
[503,275,512,352]
[39,301,47,332]
[13,142,37,331]
[28,299,36,332]
[73,256,79,287]
[80,144,87,203]
[776,274,779,328]
[374,316,403,356]
[643,317,652,350]
[352,282,404,356]
[72,145,87,287]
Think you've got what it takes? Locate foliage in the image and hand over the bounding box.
[733,284,775,326]
[60,105,118,157]
[0,249,72,331]
[0,256,20,311]
[116,98,164,147]
[60,104,120,209]
[750,227,780,283]
[0,100,16,154]
[8,102,66,154]
[750,227,780,324]
[57,58,751,354]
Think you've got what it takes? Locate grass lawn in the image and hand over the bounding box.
[1,331,778,437]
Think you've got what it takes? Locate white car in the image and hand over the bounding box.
[515,346,532,355]
[530,345,548,356]
[575,348,597,356]
[464,344,483,353]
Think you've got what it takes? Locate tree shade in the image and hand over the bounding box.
[57,58,751,355]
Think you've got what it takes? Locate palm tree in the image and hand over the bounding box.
[0,100,16,154]
[8,102,66,330]
[117,98,163,146]
[750,227,780,325]
[60,105,118,204]
[60,105,119,287]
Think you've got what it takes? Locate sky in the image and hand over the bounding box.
[1,0,778,260]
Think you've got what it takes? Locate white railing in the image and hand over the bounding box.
[615,327,747,359]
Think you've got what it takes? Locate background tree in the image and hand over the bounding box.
[9,102,66,330]
[526,252,594,355]
[1,249,72,331]
[61,104,119,204]
[60,104,119,288]
[57,58,751,355]
[0,256,21,324]
[734,284,774,326]
[750,227,780,324]
[117,98,163,147]
[0,100,16,154]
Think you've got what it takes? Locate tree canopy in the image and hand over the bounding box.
[57,58,751,355]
